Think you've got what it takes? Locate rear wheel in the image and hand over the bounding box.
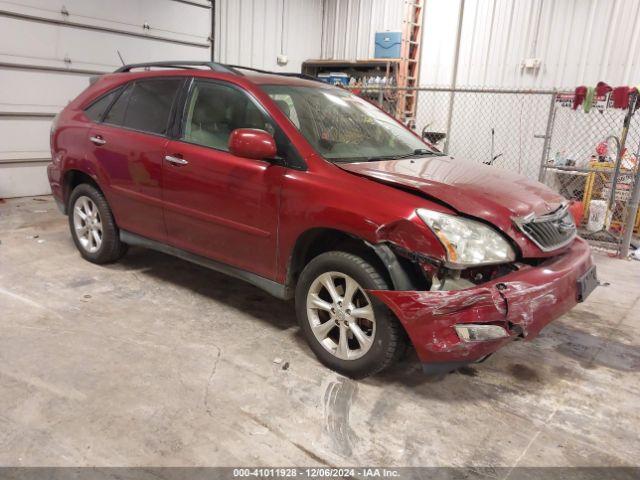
[295,251,404,378]
[68,183,127,264]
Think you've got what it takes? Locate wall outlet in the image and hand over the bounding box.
[522,57,541,70]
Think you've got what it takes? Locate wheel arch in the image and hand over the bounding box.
[286,227,423,295]
[62,170,102,214]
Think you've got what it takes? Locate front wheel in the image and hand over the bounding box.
[295,251,405,378]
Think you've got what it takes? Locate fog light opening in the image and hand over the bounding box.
[454,324,510,342]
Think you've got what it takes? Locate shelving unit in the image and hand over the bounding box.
[301,59,400,85]
[301,59,401,113]
[301,1,425,127]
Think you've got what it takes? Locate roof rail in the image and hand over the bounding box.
[114,61,241,74]
[114,61,323,83]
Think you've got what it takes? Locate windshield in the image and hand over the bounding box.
[261,85,437,162]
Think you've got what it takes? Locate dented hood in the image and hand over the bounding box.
[339,156,567,254]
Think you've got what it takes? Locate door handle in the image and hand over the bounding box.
[165,155,189,166]
[89,135,106,146]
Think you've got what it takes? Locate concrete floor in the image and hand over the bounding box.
[1,195,639,468]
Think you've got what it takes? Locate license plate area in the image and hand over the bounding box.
[577,265,597,302]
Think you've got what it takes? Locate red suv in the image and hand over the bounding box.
[48,61,598,378]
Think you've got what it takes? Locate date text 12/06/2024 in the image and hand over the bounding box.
[232,468,400,478]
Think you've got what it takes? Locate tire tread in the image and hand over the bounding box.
[296,250,406,378]
[68,183,127,264]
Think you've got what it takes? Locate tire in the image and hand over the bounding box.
[295,251,405,379]
[68,183,127,264]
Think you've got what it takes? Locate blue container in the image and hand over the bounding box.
[375,31,402,59]
[329,72,349,86]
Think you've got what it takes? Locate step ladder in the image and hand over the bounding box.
[397,0,424,128]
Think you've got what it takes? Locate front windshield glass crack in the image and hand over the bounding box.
[262,85,439,163]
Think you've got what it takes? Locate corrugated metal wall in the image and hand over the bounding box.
[415,0,640,182]
[214,0,323,72]
[320,0,404,60]
[0,0,211,198]
[215,0,640,86]
[214,0,404,66]
[6,0,639,197]
[421,0,640,88]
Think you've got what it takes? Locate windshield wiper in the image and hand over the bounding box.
[365,148,440,162]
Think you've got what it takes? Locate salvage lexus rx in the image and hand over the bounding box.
[48,61,598,378]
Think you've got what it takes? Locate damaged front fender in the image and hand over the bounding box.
[369,238,595,367]
[374,216,447,264]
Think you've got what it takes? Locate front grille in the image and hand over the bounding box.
[514,205,577,252]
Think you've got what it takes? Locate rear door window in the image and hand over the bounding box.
[103,78,182,135]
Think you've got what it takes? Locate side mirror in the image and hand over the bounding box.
[228,128,277,160]
[422,131,446,144]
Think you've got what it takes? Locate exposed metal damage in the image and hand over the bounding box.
[368,238,595,372]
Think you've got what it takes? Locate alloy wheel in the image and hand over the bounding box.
[306,271,376,360]
[73,195,103,253]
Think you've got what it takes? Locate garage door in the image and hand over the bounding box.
[0,0,212,198]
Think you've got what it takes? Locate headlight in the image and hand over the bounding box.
[416,209,516,266]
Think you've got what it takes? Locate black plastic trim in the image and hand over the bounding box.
[54,197,66,215]
[369,242,417,291]
[120,230,291,299]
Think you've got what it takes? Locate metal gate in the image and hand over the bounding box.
[539,90,640,257]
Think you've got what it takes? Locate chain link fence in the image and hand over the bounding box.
[352,86,640,256]
[540,90,640,255]
[355,86,556,179]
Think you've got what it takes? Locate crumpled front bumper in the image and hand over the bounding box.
[370,238,595,373]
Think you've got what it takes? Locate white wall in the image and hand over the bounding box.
[415,0,640,180]
[214,0,323,72]
[320,0,404,60]
[0,0,211,198]
[213,0,404,68]
[420,0,640,88]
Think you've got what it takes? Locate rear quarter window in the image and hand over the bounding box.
[104,83,133,126]
[83,88,122,122]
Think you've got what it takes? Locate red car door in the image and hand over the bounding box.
[85,78,184,242]
[162,79,282,279]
